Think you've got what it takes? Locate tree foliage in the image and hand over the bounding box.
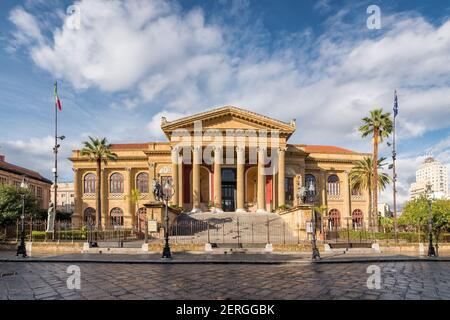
[399,196,450,237]
[0,184,41,225]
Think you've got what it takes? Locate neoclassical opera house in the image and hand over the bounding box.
[70,106,370,228]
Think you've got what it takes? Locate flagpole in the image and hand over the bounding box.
[52,81,58,241]
[392,91,398,243]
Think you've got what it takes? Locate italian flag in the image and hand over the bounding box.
[54,82,62,111]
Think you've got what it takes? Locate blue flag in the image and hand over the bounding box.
[393,90,398,117]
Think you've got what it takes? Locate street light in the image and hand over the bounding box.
[51,134,66,240]
[162,180,175,259]
[425,183,436,257]
[308,183,320,260]
[16,177,28,257]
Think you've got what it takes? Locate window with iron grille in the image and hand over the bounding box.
[136,172,149,193]
[84,173,96,194]
[110,173,124,194]
[327,175,340,195]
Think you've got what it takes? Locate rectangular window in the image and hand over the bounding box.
[285,177,294,203]
[37,187,43,198]
[0,176,7,185]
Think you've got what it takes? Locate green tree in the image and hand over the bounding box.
[379,216,393,232]
[80,137,118,229]
[0,184,40,226]
[349,156,391,230]
[400,197,450,254]
[359,109,393,231]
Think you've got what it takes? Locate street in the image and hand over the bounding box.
[1,261,449,300]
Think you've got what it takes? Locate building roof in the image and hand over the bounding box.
[160,106,297,139]
[110,143,150,150]
[302,145,357,154]
[104,143,360,155]
[0,159,52,184]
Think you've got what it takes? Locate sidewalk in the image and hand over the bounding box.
[1,250,449,264]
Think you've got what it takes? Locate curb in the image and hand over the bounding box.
[0,258,312,265]
[315,257,450,264]
[1,257,449,265]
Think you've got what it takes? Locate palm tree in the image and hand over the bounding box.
[349,156,391,231]
[130,189,141,234]
[313,204,328,236]
[359,109,393,231]
[80,137,118,229]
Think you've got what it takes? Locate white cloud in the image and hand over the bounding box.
[7,0,450,203]
[8,6,44,48]
[1,136,79,182]
[146,110,188,139]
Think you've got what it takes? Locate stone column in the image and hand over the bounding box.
[101,168,108,228]
[192,146,201,212]
[178,160,183,208]
[257,147,266,213]
[148,163,156,202]
[236,146,245,212]
[293,173,301,206]
[277,147,286,208]
[320,170,327,207]
[125,167,133,228]
[72,168,82,226]
[343,170,351,218]
[171,148,179,207]
[213,146,223,212]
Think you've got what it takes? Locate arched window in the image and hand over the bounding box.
[83,173,96,194]
[110,207,124,226]
[328,209,341,230]
[110,173,124,194]
[327,175,340,196]
[352,209,363,229]
[136,172,149,193]
[84,207,96,225]
[305,174,317,196]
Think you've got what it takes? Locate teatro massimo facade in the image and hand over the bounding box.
[70,106,371,229]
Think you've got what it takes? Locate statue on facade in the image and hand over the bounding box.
[152,179,163,202]
[298,186,307,204]
[46,201,55,232]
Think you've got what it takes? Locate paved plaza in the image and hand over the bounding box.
[0,260,449,300]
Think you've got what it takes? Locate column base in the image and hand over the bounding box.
[190,207,202,213]
[236,208,246,213]
[210,207,223,213]
[256,209,267,213]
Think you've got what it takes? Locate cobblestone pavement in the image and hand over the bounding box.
[0,261,449,300]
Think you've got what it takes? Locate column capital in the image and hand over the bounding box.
[236,146,245,152]
[193,146,202,152]
[278,147,287,152]
[257,146,267,153]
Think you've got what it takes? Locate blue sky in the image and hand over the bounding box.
[1,0,450,206]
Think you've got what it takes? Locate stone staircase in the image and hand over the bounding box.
[174,211,296,247]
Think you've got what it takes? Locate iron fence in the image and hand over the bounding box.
[1,216,448,246]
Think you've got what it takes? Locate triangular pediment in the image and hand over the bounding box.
[161,106,296,139]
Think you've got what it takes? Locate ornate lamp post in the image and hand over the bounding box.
[16,177,28,257]
[161,180,175,259]
[425,183,436,257]
[308,183,320,260]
